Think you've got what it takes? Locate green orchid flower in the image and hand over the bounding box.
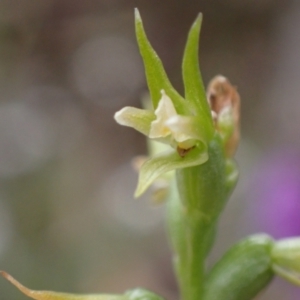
[115,12,241,300]
[115,9,219,198]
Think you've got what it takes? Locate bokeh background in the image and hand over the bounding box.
[1,1,300,299]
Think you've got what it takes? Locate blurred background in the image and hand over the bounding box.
[0,1,300,299]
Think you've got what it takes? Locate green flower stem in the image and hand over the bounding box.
[167,188,219,300]
[167,138,229,300]
[167,188,215,300]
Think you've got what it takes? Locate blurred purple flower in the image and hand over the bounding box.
[249,149,300,239]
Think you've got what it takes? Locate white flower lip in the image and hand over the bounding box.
[149,90,177,139]
[149,90,201,149]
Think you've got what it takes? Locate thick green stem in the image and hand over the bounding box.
[180,222,215,300]
[167,185,211,300]
[167,138,229,300]
[167,192,217,300]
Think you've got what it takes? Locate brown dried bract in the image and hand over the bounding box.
[207,75,240,157]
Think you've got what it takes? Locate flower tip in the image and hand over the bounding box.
[114,107,137,126]
[191,12,203,30]
[134,8,141,21]
[213,75,227,83]
[196,12,203,23]
[134,180,149,198]
[114,108,125,125]
[134,188,143,199]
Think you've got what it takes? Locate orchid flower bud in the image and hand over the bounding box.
[207,76,240,157]
[204,235,274,300]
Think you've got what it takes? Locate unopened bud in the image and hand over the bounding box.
[207,75,240,157]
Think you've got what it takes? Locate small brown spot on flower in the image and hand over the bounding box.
[177,146,195,157]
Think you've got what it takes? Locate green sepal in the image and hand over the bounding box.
[182,13,214,138]
[135,145,208,197]
[134,9,187,114]
[203,234,274,300]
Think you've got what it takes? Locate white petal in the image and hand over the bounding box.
[114,106,155,136]
[149,90,177,139]
[165,115,206,148]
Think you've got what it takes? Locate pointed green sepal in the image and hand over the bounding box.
[135,146,208,197]
[182,13,214,138]
[134,9,187,114]
[0,271,128,300]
